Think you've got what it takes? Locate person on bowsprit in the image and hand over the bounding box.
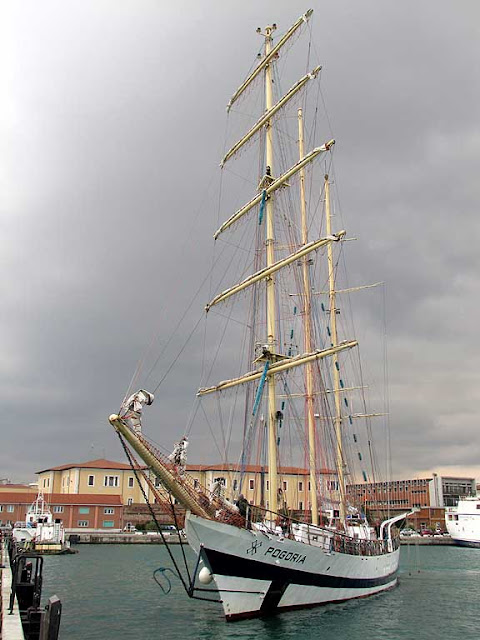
[168,436,188,474]
[119,389,154,434]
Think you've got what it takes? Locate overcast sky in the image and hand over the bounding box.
[1,0,479,484]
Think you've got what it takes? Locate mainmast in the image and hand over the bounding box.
[298,108,318,525]
[325,175,347,523]
[263,23,280,520]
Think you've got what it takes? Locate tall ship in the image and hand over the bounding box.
[109,9,407,621]
[445,497,480,547]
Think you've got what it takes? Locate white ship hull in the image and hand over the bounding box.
[186,513,399,621]
[445,498,480,548]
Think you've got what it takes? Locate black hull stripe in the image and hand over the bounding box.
[205,548,398,589]
[260,580,289,613]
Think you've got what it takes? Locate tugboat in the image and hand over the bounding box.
[13,492,74,554]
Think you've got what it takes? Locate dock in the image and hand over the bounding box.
[70,532,184,544]
[1,534,62,640]
[400,536,454,545]
[1,541,24,640]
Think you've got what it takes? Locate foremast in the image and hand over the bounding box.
[263,23,280,520]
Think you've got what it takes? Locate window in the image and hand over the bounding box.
[104,475,119,487]
[128,477,134,488]
[104,508,114,514]
[103,520,114,528]
[88,475,95,487]
[194,479,199,489]
[127,497,133,506]
[266,480,269,490]
[249,479,255,491]
[214,477,226,487]
[298,481,303,492]
[154,477,161,488]
[299,501,303,510]
[79,507,90,514]
[0,506,3,512]
[233,479,238,491]
[53,506,64,513]
[283,481,287,491]
[78,520,89,527]
[7,505,14,513]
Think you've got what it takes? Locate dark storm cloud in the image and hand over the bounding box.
[1,0,479,482]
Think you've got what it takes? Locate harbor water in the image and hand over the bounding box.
[41,543,479,640]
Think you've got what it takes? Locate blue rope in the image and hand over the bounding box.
[252,362,269,416]
[239,362,270,492]
[153,567,180,595]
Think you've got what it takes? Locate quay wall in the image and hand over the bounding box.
[400,536,453,545]
[71,533,182,544]
[0,542,24,640]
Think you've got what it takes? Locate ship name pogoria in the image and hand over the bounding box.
[264,547,307,563]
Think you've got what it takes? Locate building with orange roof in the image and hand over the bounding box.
[36,458,148,507]
[0,490,123,532]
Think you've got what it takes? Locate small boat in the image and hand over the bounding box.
[12,492,73,554]
[109,8,409,621]
[445,497,480,547]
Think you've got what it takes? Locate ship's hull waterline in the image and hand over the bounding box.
[186,513,399,621]
[451,538,480,548]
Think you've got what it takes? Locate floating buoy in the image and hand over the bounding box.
[198,567,213,585]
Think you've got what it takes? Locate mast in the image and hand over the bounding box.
[298,108,318,526]
[264,24,279,520]
[200,12,355,524]
[324,175,347,523]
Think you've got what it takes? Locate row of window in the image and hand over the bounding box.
[194,476,322,493]
[211,479,317,492]
[365,499,412,506]
[350,479,430,490]
[0,506,115,514]
[90,475,135,488]
[0,519,116,528]
[41,475,136,489]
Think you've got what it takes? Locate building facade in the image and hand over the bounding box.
[4,458,475,532]
[185,463,336,512]
[0,491,123,532]
[36,458,148,506]
[429,474,476,507]
[347,478,432,512]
